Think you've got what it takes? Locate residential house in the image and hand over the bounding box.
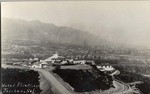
[97,63,114,71]
[44,53,65,64]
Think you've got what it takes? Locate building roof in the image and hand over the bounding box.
[45,53,65,61]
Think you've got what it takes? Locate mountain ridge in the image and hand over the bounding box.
[2,18,106,46]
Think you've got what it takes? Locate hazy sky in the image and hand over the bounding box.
[2,1,150,48]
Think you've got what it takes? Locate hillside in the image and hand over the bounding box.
[2,68,41,94]
[2,18,105,46]
[53,68,113,92]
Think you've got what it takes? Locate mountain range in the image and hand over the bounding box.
[2,18,106,46]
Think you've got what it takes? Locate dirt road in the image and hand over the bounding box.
[112,80,132,94]
[32,68,71,94]
[2,64,133,94]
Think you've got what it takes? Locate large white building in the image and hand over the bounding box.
[44,53,66,64]
[31,60,48,68]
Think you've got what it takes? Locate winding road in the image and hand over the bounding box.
[112,80,131,94]
[2,64,133,94]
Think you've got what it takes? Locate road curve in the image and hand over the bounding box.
[2,64,132,94]
[32,69,132,94]
[113,81,129,94]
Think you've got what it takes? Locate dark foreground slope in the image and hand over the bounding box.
[53,68,113,92]
[2,68,41,94]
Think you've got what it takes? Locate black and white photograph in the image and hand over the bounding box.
[1,1,150,94]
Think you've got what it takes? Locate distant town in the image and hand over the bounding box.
[2,39,150,94]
